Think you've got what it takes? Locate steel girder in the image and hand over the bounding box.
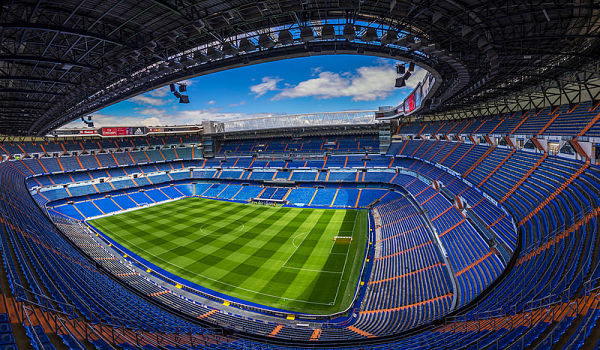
[0,0,598,135]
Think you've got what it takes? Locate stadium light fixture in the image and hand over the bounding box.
[361,27,378,42]
[278,30,294,45]
[81,116,94,127]
[168,60,183,70]
[300,27,315,42]
[207,47,223,60]
[238,38,256,52]
[380,30,397,45]
[395,77,405,87]
[258,33,275,48]
[193,51,208,62]
[343,23,356,40]
[396,64,405,74]
[380,30,398,45]
[222,42,238,55]
[321,24,335,40]
[181,55,195,67]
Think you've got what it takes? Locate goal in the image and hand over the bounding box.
[333,236,353,244]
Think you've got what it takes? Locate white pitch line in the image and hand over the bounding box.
[282,231,311,268]
[332,210,361,305]
[281,266,342,274]
[89,222,335,306]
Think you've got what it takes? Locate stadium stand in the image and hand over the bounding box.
[1,100,600,348]
[0,0,599,345]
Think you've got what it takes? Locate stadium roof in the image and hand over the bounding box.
[1,0,599,135]
[221,110,376,133]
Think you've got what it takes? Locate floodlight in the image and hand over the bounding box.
[321,24,335,39]
[258,33,275,48]
[278,30,294,45]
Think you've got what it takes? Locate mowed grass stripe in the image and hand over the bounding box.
[280,210,357,304]
[285,210,351,269]
[95,200,249,254]
[161,207,297,282]
[93,200,248,263]
[89,197,368,314]
[156,206,278,275]
[263,210,340,304]
[217,210,321,300]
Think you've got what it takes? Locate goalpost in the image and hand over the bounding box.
[333,236,353,244]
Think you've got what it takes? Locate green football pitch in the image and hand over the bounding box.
[89,197,369,315]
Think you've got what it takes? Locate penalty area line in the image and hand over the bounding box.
[90,224,335,306]
[331,210,363,305]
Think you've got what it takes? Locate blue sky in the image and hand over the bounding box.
[67,55,425,128]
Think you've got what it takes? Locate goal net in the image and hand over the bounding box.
[333,236,353,244]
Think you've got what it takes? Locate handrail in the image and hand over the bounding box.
[1,213,215,345]
[444,262,599,326]
[404,189,459,312]
[5,141,600,345]
[21,304,47,350]
[55,317,87,350]
[519,205,596,256]
[16,287,206,349]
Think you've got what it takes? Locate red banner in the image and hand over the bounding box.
[79,129,97,135]
[102,127,130,136]
[404,93,416,113]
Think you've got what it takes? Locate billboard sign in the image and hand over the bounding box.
[102,127,134,136]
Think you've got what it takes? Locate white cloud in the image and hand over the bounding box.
[129,94,168,106]
[273,64,427,102]
[172,110,260,123]
[138,108,166,116]
[311,67,323,76]
[148,86,170,97]
[177,79,193,87]
[62,109,270,129]
[228,100,246,107]
[207,100,216,105]
[404,67,427,89]
[250,77,281,97]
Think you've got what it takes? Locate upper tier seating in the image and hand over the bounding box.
[395,101,600,138]
[2,105,600,348]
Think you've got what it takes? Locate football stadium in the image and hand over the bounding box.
[1,1,600,349]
